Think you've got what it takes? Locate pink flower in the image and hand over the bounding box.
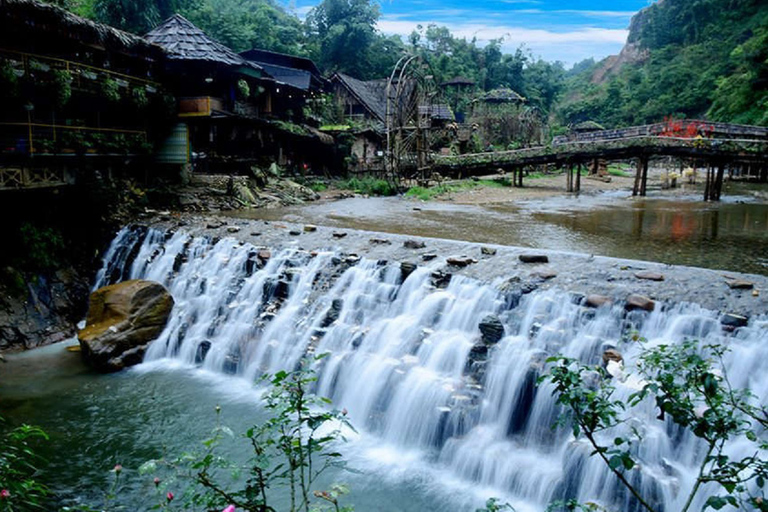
[153,477,161,487]
[222,506,236,512]
[166,491,174,502]
[113,464,123,474]
[0,489,10,499]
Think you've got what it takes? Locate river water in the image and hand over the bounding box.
[2,223,766,511]
[227,188,768,276]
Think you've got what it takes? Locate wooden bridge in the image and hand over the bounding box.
[431,120,768,201]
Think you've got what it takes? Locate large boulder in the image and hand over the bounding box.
[78,280,174,372]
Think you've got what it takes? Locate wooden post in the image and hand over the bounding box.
[640,156,649,196]
[704,164,712,201]
[576,162,581,192]
[714,163,725,201]
[518,166,523,187]
[567,163,573,192]
[633,157,642,196]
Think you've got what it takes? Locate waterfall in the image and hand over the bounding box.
[96,225,768,512]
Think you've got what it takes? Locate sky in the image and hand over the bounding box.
[292,0,656,67]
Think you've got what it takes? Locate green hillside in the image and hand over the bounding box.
[558,0,768,127]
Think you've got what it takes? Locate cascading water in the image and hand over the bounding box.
[96,225,768,511]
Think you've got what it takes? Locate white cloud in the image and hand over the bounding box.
[376,18,628,64]
[511,9,636,17]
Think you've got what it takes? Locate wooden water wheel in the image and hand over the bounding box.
[385,55,441,185]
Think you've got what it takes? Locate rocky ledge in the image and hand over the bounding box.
[147,213,768,319]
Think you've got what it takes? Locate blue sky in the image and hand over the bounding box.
[292,0,656,67]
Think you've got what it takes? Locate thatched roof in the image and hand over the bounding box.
[441,76,475,87]
[573,120,605,132]
[145,15,261,71]
[475,88,526,103]
[0,0,162,57]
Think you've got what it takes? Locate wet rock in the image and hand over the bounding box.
[422,253,438,261]
[520,281,539,294]
[369,237,391,245]
[533,270,557,280]
[404,240,426,249]
[289,229,302,236]
[332,232,347,239]
[721,313,748,328]
[195,340,212,364]
[320,299,344,328]
[585,294,612,308]
[227,226,241,234]
[431,271,452,289]
[625,294,655,312]
[206,221,225,229]
[346,254,361,264]
[401,262,418,280]
[304,224,318,232]
[602,348,623,366]
[480,246,497,256]
[635,271,664,281]
[257,250,271,262]
[519,254,549,264]
[78,280,174,372]
[726,279,754,290]
[478,315,505,344]
[447,256,475,267]
[250,232,261,237]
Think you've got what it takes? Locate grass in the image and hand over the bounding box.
[405,177,512,200]
[606,165,632,177]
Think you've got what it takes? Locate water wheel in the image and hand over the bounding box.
[385,55,440,186]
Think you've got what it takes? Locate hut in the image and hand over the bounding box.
[146,15,332,173]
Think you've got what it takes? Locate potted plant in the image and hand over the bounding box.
[51,69,72,108]
[101,77,121,102]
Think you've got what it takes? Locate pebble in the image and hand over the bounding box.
[404,240,426,249]
[304,225,318,232]
[519,254,549,264]
[481,246,497,256]
[635,271,664,281]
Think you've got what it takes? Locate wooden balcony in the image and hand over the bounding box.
[178,97,224,117]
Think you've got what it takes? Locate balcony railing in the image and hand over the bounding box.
[0,122,150,157]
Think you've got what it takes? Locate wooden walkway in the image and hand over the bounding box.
[432,122,768,200]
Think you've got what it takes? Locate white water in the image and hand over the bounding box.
[95,226,768,511]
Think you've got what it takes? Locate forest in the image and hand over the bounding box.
[46,0,768,128]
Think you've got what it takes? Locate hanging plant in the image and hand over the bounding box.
[101,77,121,102]
[51,69,72,108]
[131,86,149,108]
[0,59,19,98]
[236,78,250,100]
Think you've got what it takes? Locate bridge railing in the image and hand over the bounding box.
[552,120,768,145]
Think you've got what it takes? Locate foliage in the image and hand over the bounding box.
[475,497,515,512]
[305,0,382,79]
[50,69,73,108]
[0,59,20,99]
[16,222,65,272]
[236,79,250,100]
[541,340,768,512]
[335,177,395,196]
[100,78,121,103]
[131,86,149,109]
[0,417,50,512]
[183,0,305,55]
[142,358,354,512]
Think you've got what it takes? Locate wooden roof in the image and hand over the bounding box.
[0,0,162,58]
[333,73,388,123]
[145,14,261,71]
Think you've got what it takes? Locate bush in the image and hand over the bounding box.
[0,417,49,511]
[336,177,395,196]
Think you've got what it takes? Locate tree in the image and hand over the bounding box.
[542,340,767,512]
[305,0,380,78]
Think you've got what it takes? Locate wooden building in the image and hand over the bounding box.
[0,0,169,189]
[145,15,333,173]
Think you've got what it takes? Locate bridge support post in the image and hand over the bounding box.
[633,156,648,196]
[714,163,725,201]
[576,162,582,192]
[567,163,573,192]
